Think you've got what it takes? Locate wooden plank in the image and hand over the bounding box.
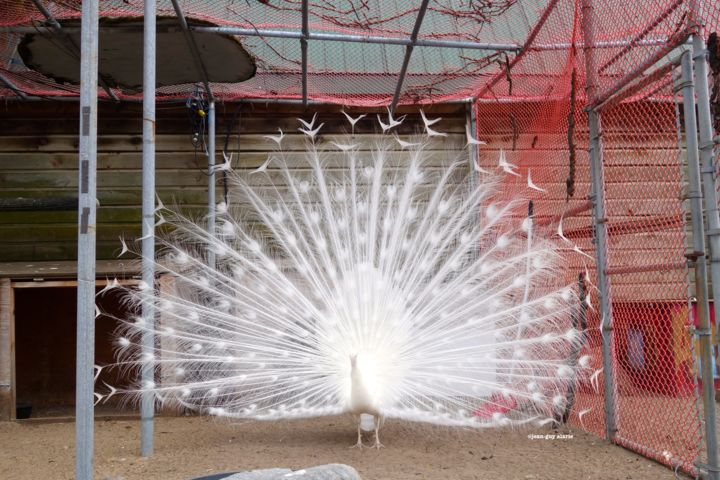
[0,260,140,278]
[0,133,467,153]
[0,148,685,171]
[0,279,15,421]
[11,279,141,288]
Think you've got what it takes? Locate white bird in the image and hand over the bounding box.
[472,157,490,174]
[98,277,120,296]
[264,128,285,147]
[299,123,324,141]
[498,149,519,176]
[527,169,546,192]
[331,142,359,152]
[154,193,165,213]
[298,113,319,130]
[393,134,420,150]
[590,368,603,393]
[577,408,592,429]
[106,113,589,447]
[213,152,233,173]
[420,110,447,137]
[349,354,384,448]
[377,107,405,132]
[465,123,487,147]
[557,217,571,244]
[118,236,130,257]
[251,156,273,174]
[341,111,366,135]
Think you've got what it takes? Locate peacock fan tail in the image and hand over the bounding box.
[102,111,594,433]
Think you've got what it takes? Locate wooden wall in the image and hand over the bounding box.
[0,102,468,263]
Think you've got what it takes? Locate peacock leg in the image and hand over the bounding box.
[350,417,363,448]
[373,421,384,449]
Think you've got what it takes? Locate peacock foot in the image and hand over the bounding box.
[350,440,364,449]
[372,440,384,449]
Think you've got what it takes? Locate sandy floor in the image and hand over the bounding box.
[0,415,680,480]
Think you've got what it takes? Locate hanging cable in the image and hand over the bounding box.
[186,84,209,174]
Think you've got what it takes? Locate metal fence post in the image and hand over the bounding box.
[208,100,216,268]
[140,0,157,458]
[75,0,99,478]
[582,0,618,441]
[679,44,720,480]
[693,32,720,361]
[588,110,618,441]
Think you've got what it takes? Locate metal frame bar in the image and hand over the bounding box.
[0,72,28,100]
[140,0,157,459]
[592,30,690,111]
[677,45,720,480]
[300,0,309,107]
[0,24,673,52]
[169,0,214,102]
[691,31,720,480]
[75,0,99,478]
[581,0,618,441]
[596,0,683,75]
[475,0,562,99]
[390,0,431,111]
[1,24,520,52]
[594,61,674,112]
[207,100,216,270]
[30,0,119,102]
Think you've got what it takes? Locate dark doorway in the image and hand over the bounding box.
[14,285,135,418]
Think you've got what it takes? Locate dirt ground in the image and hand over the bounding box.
[0,415,680,480]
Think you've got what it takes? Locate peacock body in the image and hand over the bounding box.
[108,112,591,447]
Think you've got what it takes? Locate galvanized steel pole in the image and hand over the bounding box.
[207,101,216,269]
[75,0,99,478]
[587,110,618,441]
[140,0,157,458]
[390,0,431,112]
[582,0,618,441]
[690,33,720,479]
[679,45,720,480]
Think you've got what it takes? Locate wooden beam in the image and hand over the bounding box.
[0,279,15,421]
[11,279,141,289]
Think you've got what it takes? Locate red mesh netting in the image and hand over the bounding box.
[0,0,715,106]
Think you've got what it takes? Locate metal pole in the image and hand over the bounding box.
[75,0,99,478]
[1,23,673,52]
[390,0,431,111]
[475,0,562,99]
[0,72,28,100]
[581,0,618,441]
[169,0,214,102]
[140,0,156,458]
[689,34,720,479]
[207,101,216,269]
[679,45,720,480]
[693,31,720,350]
[466,101,478,191]
[300,0,309,107]
[588,110,618,441]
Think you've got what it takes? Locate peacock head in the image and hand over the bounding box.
[349,353,358,369]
